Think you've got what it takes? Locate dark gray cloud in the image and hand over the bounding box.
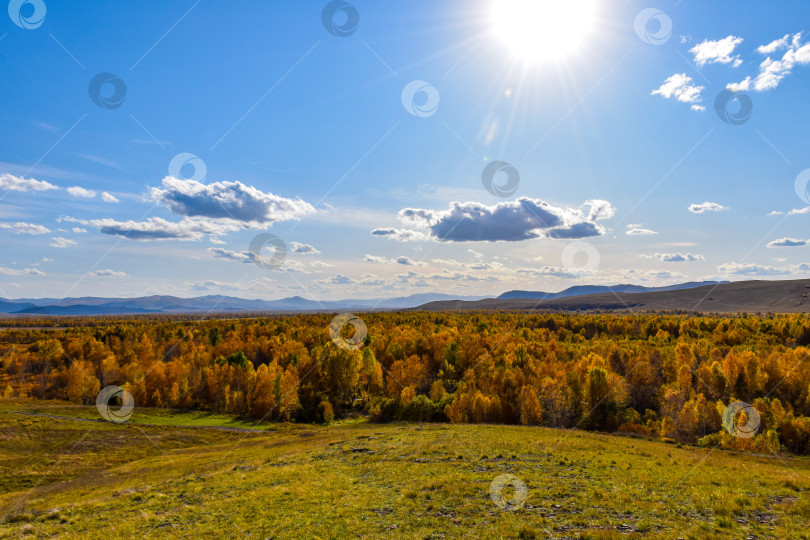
[389,198,613,243]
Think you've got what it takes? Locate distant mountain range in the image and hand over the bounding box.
[496,281,726,300]
[2,279,803,316]
[0,293,489,316]
[418,279,810,314]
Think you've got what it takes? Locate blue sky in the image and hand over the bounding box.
[2,0,810,300]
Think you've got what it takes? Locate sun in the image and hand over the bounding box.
[491,0,597,63]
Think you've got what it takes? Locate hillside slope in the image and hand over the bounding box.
[419,279,810,313]
[0,401,807,538]
[496,281,724,300]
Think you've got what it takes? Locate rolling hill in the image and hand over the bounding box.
[417,279,810,313]
[496,281,724,300]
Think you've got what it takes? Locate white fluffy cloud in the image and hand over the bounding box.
[757,34,791,55]
[150,177,314,224]
[644,253,705,262]
[717,262,789,276]
[90,269,128,277]
[728,32,810,92]
[67,186,96,198]
[395,256,425,266]
[65,216,241,241]
[206,247,328,273]
[688,202,727,214]
[767,238,808,248]
[516,266,591,278]
[690,36,744,66]
[652,74,704,106]
[0,266,44,276]
[0,173,57,192]
[101,192,119,203]
[370,228,431,243]
[0,222,51,234]
[207,248,255,264]
[626,224,657,236]
[289,242,320,254]
[364,255,391,264]
[381,198,614,243]
[363,254,426,266]
[50,237,77,248]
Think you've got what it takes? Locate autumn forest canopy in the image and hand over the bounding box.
[2,311,810,456]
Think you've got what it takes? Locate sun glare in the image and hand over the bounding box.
[491,0,597,63]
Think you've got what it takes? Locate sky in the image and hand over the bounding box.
[2,0,810,301]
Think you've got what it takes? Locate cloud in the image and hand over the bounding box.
[72,227,87,233]
[67,186,96,198]
[584,199,616,221]
[393,269,497,284]
[395,256,426,266]
[767,238,808,248]
[645,253,705,262]
[688,202,727,214]
[50,237,76,248]
[150,177,314,224]
[364,254,392,264]
[101,192,119,203]
[69,217,241,241]
[389,197,614,243]
[0,266,44,276]
[316,275,356,286]
[206,247,255,264]
[206,247,325,273]
[652,74,704,106]
[517,266,590,278]
[90,269,128,277]
[370,228,431,242]
[188,280,237,292]
[691,105,706,112]
[626,225,658,236]
[757,34,790,55]
[620,268,686,282]
[728,32,810,92]
[717,262,789,276]
[726,77,752,92]
[289,242,320,254]
[0,222,51,234]
[689,36,744,67]
[468,249,483,258]
[788,207,810,215]
[0,173,58,192]
[363,254,426,266]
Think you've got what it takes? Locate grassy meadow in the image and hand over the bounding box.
[0,399,808,539]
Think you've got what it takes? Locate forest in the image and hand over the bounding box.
[2,311,810,455]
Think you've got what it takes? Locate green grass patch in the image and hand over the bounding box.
[0,400,808,538]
